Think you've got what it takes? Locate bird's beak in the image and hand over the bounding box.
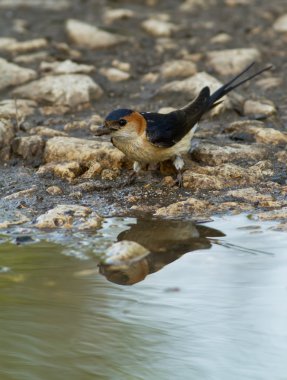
[94,125,111,136]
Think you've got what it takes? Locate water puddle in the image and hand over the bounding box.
[0,214,286,380]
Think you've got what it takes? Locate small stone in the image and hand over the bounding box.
[3,186,37,200]
[81,161,102,178]
[141,72,159,83]
[160,60,197,79]
[46,186,63,195]
[142,19,177,37]
[101,168,120,180]
[14,51,50,64]
[243,99,276,117]
[44,137,127,169]
[13,74,103,107]
[35,204,102,229]
[40,60,95,75]
[0,0,70,10]
[103,8,135,24]
[102,240,150,265]
[273,14,287,32]
[66,19,127,49]
[0,211,30,229]
[100,67,130,82]
[255,77,282,91]
[207,48,261,75]
[0,38,17,49]
[12,135,44,162]
[227,188,274,204]
[256,207,287,221]
[112,59,131,72]
[210,33,232,44]
[192,143,268,165]
[13,18,28,34]
[37,161,83,181]
[276,151,287,163]
[0,58,37,91]
[162,176,176,187]
[0,38,48,53]
[0,99,36,120]
[155,197,210,218]
[29,126,67,137]
[180,0,215,11]
[183,172,224,190]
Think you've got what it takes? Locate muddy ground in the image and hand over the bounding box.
[0,0,287,231]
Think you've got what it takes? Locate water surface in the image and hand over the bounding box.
[0,215,287,380]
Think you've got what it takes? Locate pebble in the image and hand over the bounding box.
[13,74,103,107]
[100,67,130,82]
[66,19,127,49]
[273,14,287,32]
[3,186,37,200]
[160,60,197,79]
[112,59,131,72]
[0,58,37,91]
[103,8,135,24]
[14,51,50,64]
[142,19,177,37]
[35,204,102,229]
[243,99,276,117]
[207,48,261,75]
[46,186,63,195]
[0,99,36,120]
[155,197,210,218]
[0,0,70,10]
[0,38,48,53]
[210,33,232,44]
[29,126,68,137]
[12,135,44,162]
[40,60,95,75]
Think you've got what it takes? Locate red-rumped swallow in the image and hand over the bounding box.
[98,62,272,185]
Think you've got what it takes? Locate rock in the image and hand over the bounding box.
[12,135,44,162]
[227,188,274,204]
[29,126,68,137]
[0,211,30,229]
[13,75,103,107]
[158,72,235,116]
[273,14,287,32]
[40,60,95,75]
[101,168,120,180]
[103,8,135,24]
[3,186,37,200]
[206,48,261,75]
[210,33,232,44]
[192,143,268,165]
[46,186,63,195]
[44,137,126,169]
[37,161,83,181]
[160,60,197,79]
[227,121,287,145]
[275,151,287,163]
[142,19,177,37]
[255,77,283,91]
[0,119,15,160]
[81,161,102,178]
[0,38,48,53]
[180,0,215,11]
[141,72,159,83]
[0,99,36,120]
[102,240,150,265]
[100,67,130,82]
[0,0,70,10]
[34,204,102,229]
[243,99,276,117]
[0,58,37,91]
[256,207,287,221]
[14,51,50,64]
[155,197,210,218]
[183,171,224,190]
[66,19,127,49]
[0,38,17,49]
[112,59,131,72]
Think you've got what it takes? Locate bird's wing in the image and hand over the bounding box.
[142,87,210,148]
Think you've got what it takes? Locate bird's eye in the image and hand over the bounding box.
[118,119,127,127]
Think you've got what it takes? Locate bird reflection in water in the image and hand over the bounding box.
[99,219,224,286]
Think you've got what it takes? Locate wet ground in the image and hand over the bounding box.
[1,214,287,380]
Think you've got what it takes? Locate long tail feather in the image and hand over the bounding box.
[208,62,272,109]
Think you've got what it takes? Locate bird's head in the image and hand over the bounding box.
[96,109,146,140]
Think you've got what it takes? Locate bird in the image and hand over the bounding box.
[97,62,272,186]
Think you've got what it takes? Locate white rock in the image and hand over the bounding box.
[0,38,48,53]
[66,19,127,49]
[243,99,276,117]
[210,33,232,44]
[40,59,95,75]
[0,58,37,91]
[273,14,287,32]
[112,59,131,72]
[0,37,17,49]
[103,8,135,24]
[0,99,36,119]
[103,241,150,265]
[13,74,103,107]
[142,19,177,37]
[180,0,215,11]
[256,77,282,90]
[100,67,130,82]
[0,0,70,10]
[14,51,50,64]
[207,48,261,75]
[160,60,197,79]
[158,72,233,116]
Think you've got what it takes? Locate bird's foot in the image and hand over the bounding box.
[175,171,183,188]
[120,171,137,187]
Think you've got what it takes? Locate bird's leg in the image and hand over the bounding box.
[173,155,185,187]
